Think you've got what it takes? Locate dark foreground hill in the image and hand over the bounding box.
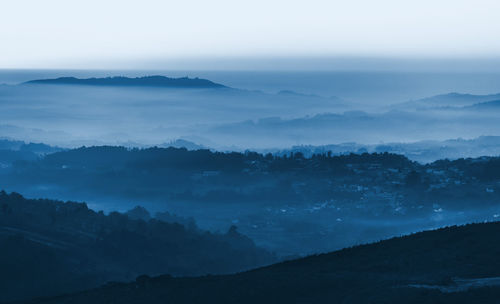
[24,221,500,304]
[23,76,227,89]
[0,191,275,303]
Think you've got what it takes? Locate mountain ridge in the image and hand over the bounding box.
[464,99,500,110]
[392,92,500,110]
[23,76,228,89]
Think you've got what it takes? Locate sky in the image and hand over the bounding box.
[1,0,500,69]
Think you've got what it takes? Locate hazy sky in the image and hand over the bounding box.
[2,0,500,69]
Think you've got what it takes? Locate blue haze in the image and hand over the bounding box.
[2,69,500,104]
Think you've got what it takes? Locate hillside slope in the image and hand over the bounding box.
[0,191,275,302]
[25,221,500,304]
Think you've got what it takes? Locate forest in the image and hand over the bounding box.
[0,191,275,302]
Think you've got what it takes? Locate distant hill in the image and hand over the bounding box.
[23,76,227,89]
[0,139,62,154]
[276,90,321,98]
[0,139,63,166]
[277,136,500,163]
[464,99,500,110]
[25,221,500,304]
[160,139,206,150]
[0,191,275,302]
[393,92,500,110]
[0,139,24,150]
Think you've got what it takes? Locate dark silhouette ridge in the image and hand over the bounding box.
[23,76,227,89]
[0,191,275,302]
[22,221,500,304]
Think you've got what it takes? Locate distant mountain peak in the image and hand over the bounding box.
[23,75,228,89]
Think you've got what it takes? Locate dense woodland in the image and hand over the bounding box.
[0,191,275,302]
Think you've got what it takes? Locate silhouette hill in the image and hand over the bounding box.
[23,221,500,304]
[0,191,275,302]
[23,76,227,89]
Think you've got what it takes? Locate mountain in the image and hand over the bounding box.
[392,92,500,110]
[0,191,275,302]
[276,90,321,98]
[23,76,227,89]
[23,221,500,304]
[464,99,500,110]
[420,92,500,106]
[200,103,500,148]
[0,139,62,155]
